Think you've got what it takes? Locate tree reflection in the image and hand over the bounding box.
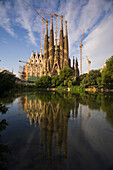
[78,93,113,126]
[0,104,8,114]
[19,91,113,163]
[23,92,72,161]
[0,119,10,169]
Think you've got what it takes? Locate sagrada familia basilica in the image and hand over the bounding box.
[24,16,79,80]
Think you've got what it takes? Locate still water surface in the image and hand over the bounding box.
[0,91,113,170]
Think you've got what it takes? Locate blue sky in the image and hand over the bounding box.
[0,0,113,76]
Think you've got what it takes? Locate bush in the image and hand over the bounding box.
[81,70,101,87]
[51,75,60,87]
[101,56,113,86]
[96,77,102,85]
[59,66,73,85]
[35,75,51,88]
[70,86,84,93]
[0,71,16,94]
[68,80,72,87]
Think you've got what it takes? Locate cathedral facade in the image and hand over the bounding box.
[25,16,70,79]
[24,16,79,80]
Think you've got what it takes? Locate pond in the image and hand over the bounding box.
[0,91,113,170]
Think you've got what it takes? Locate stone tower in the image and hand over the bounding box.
[59,16,64,69]
[75,58,79,77]
[64,21,69,67]
[43,20,49,75]
[40,17,70,77]
[27,18,71,79]
[48,15,54,72]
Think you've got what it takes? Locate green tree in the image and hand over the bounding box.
[35,75,51,88]
[77,73,88,85]
[51,75,60,87]
[106,55,113,79]
[96,77,102,85]
[68,80,72,87]
[59,66,73,86]
[101,55,113,86]
[0,71,16,94]
[81,70,101,87]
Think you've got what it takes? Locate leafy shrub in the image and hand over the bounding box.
[35,75,51,88]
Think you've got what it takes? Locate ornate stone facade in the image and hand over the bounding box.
[25,17,71,78]
[42,16,70,77]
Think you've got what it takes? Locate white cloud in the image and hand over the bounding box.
[0,1,15,36]
[83,13,113,73]
[14,0,38,46]
[57,0,113,72]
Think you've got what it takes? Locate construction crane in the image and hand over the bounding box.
[86,55,91,74]
[23,0,48,59]
[19,59,41,80]
[37,10,64,46]
[19,60,30,81]
[18,65,26,80]
[80,30,84,75]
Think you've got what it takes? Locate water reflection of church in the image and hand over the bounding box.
[21,93,92,161]
[23,95,73,160]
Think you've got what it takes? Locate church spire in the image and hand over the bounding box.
[44,20,48,59]
[64,21,69,66]
[59,16,64,69]
[49,15,54,71]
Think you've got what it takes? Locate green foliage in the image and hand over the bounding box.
[70,86,85,93]
[101,56,113,87]
[72,79,77,86]
[79,73,88,84]
[81,70,101,87]
[106,55,113,79]
[51,75,60,87]
[96,77,102,85]
[57,85,67,91]
[68,80,72,87]
[35,75,51,88]
[0,71,16,94]
[59,66,73,85]
[72,77,80,86]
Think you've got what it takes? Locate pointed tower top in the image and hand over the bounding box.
[45,20,48,35]
[65,20,68,36]
[76,58,78,68]
[36,50,38,58]
[60,16,63,30]
[50,15,53,30]
[31,50,34,58]
[73,56,75,69]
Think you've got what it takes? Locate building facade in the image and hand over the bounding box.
[24,16,79,80]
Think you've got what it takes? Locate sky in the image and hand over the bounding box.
[0,0,113,77]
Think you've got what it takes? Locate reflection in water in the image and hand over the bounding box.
[0,105,9,169]
[0,104,8,114]
[19,92,113,164]
[0,119,10,169]
[23,94,70,160]
[0,91,113,169]
[87,105,90,121]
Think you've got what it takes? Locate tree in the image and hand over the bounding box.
[106,55,113,79]
[96,77,102,85]
[0,71,16,94]
[51,75,60,87]
[81,70,101,87]
[77,73,87,85]
[59,66,73,86]
[35,75,51,88]
[101,55,113,86]
[68,80,72,87]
